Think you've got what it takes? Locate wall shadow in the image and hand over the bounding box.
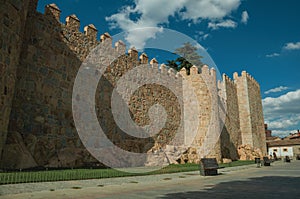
[1,2,153,169]
[159,176,300,199]
[220,125,239,160]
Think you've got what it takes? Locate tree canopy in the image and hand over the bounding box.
[166,42,203,74]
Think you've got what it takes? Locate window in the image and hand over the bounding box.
[283,148,288,152]
[273,149,278,152]
[4,86,7,95]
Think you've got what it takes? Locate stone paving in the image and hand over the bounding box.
[0,160,299,199]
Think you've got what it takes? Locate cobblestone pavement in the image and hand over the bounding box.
[1,161,299,199]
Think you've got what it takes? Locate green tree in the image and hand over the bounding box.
[166,42,203,74]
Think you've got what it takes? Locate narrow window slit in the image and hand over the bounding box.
[4,86,8,95]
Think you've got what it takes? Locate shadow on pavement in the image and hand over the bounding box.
[159,176,300,199]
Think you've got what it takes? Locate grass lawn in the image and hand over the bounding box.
[0,160,254,185]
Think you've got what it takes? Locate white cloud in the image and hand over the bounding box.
[266,53,280,58]
[241,11,249,24]
[283,42,300,50]
[268,119,299,130]
[208,19,237,30]
[263,89,300,137]
[201,34,210,40]
[196,31,210,41]
[126,27,164,49]
[263,90,300,116]
[180,0,241,21]
[106,0,242,48]
[271,130,298,138]
[264,86,289,94]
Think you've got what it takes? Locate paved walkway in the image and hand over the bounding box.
[0,161,300,199]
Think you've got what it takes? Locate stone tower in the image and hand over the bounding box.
[234,71,267,155]
[0,1,267,169]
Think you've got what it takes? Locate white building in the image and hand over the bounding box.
[267,139,300,159]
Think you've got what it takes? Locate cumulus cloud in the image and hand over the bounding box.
[263,90,300,115]
[266,41,300,57]
[268,119,299,130]
[264,86,289,94]
[272,130,298,138]
[266,53,280,58]
[208,19,237,30]
[201,33,210,40]
[283,42,300,50]
[180,0,241,21]
[196,31,210,41]
[241,11,249,24]
[263,89,300,137]
[106,0,242,48]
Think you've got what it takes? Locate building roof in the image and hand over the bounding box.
[284,132,300,140]
[267,139,300,147]
[266,136,281,141]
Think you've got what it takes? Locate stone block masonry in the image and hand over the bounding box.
[0,0,37,163]
[218,74,241,161]
[234,72,267,156]
[0,1,266,169]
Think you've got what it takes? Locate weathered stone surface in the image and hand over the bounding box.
[145,145,194,166]
[222,158,232,164]
[0,0,35,161]
[0,132,37,169]
[46,147,84,168]
[238,144,263,160]
[234,72,267,155]
[0,0,267,169]
[219,75,241,161]
[177,147,200,164]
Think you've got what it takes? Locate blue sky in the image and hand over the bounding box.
[37,0,300,137]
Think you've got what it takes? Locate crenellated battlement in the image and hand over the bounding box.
[139,53,148,64]
[45,3,61,21]
[100,32,112,42]
[42,4,101,43]
[65,14,80,30]
[202,65,216,77]
[41,3,220,86]
[128,47,138,60]
[178,64,217,80]
[218,73,238,105]
[179,67,187,78]
[167,67,177,78]
[150,58,158,68]
[84,24,97,41]
[160,64,168,73]
[223,74,236,87]
[0,0,266,169]
[101,42,184,81]
[233,71,260,88]
[115,40,126,55]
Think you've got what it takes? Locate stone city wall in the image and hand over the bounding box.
[218,74,241,161]
[234,71,267,158]
[0,1,267,169]
[0,0,36,161]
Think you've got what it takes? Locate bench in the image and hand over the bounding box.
[263,156,271,166]
[199,158,223,176]
[284,156,291,163]
[255,157,261,167]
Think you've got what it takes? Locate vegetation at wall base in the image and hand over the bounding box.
[0,160,254,185]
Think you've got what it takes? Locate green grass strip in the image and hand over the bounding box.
[0,160,254,185]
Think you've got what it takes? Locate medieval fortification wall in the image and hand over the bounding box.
[0,1,266,169]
